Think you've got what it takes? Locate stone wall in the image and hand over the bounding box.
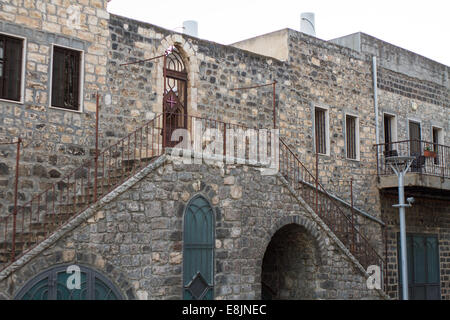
[382,192,450,300]
[106,14,286,139]
[278,30,383,251]
[0,157,384,300]
[377,70,449,145]
[0,0,110,215]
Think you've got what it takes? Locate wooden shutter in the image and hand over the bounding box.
[0,35,23,101]
[346,115,357,159]
[409,122,421,156]
[52,46,80,110]
[315,108,326,154]
[52,47,65,108]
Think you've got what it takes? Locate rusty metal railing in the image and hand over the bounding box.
[376,140,450,179]
[1,111,386,292]
[279,139,386,280]
[0,113,165,267]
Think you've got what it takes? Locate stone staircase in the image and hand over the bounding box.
[0,113,385,290]
[0,158,155,264]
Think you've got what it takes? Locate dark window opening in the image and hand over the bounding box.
[0,34,23,102]
[315,108,327,154]
[51,46,81,111]
[346,115,357,160]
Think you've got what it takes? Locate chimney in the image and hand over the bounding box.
[183,20,198,38]
[300,13,316,37]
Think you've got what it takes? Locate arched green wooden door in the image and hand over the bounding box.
[183,196,214,300]
[16,265,122,300]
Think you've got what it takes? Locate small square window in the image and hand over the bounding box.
[51,46,81,111]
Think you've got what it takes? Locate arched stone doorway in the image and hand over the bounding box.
[261,224,321,300]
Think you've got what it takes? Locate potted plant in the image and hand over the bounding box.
[424,146,437,158]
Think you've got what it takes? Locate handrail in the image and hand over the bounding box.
[375,139,449,179]
[1,111,385,290]
[279,138,385,273]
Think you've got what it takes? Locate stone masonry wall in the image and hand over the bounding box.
[105,14,287,143]
[381,193,450,300]
[0,157,383,300]
[377,69,449,146]
[0,0,110,216]
[279,30,383,252]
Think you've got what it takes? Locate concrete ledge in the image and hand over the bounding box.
[379,173,450,190]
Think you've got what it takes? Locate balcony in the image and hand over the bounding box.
[376,140,450,192]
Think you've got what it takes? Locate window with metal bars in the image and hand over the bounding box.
[315,108,327,154]
[0,34,23,102]
[346,115,358,160]
[51,46,81,111]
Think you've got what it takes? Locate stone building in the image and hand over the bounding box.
[0,0,448,300]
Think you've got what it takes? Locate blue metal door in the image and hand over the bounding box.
[398,234,441,300]
[183,196,214,300]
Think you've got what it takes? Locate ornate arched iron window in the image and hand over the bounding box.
[15,264,123,300]
[163,47,188,148]
[183,196,215,300]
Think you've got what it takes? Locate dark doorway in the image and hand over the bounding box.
[261,224,319,300]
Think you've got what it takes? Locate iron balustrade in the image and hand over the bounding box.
[279,139,386,277]
[0,111,386,293]
[376,140,450,179]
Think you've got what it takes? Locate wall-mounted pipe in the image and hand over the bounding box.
[373,56,380,145]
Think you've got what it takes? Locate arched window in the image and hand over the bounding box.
[15,264,123,300]
[163,46,188,148]
[183,196,214,300]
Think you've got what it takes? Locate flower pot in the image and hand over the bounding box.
[424,150,437,158]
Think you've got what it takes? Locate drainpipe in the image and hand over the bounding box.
[372,56,380,145]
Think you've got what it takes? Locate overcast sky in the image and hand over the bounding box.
[108,0,450,66]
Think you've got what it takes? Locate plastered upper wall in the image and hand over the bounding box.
[331,32,450,88]
[231,29,289,62]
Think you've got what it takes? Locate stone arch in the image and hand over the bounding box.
[263,215,329,265]
[260,215,330,300]
[5,249,136,300]
[154,34,200,116]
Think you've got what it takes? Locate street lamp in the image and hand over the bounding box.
[385,155,415,300]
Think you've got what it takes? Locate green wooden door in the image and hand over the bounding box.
[16,265,122,300]
[398,234,441,300]
[183,196,214,300]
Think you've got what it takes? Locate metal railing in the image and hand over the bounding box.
[376,140,450,179]
[280,139,385,274]
[1,112,385,290]
[0,114,166,266]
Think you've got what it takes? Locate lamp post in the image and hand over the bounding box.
[385,155,415,300]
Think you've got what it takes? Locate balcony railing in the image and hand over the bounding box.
[376,140,450,179]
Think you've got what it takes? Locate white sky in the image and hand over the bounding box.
[108,0,450,66]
